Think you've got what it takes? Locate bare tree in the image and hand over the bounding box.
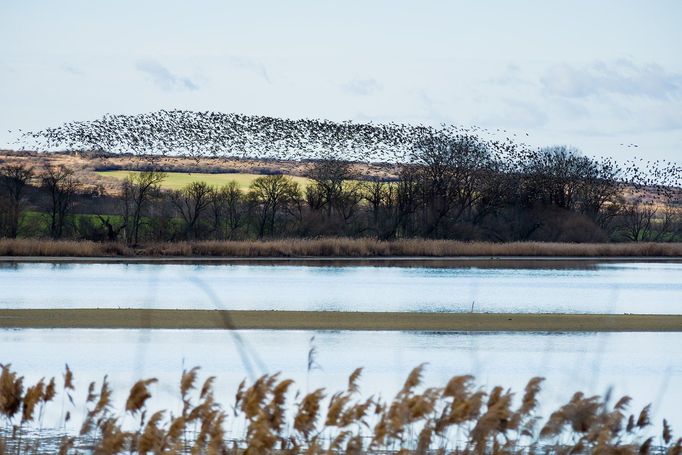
[170,181,214,239]
[391,164,420,238]
[250,174,300,238]
[620,201,657,242]
[307,157,354,218]
[336,181,363,226]
[209,181,244,239]
[41,165,80,239]
[363,179,390,230]
[409,133,493,237]
[521,146,622,217]
[96,215,126,242]
[0,163,34,238]
[122,171,167,245]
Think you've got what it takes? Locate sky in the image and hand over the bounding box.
[1,0,681,162]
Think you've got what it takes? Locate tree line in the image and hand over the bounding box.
[1,141,680,244]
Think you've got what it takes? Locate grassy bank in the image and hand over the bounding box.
[2,309,682,331]
[2,238,682,258]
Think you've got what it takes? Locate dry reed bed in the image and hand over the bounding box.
[0,364,680,454]
[2,238,682,258]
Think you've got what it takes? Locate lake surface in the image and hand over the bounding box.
[1,261,682,313]
[1,329,680,432]
[1,261,680,436]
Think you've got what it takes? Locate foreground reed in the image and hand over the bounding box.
[1,364,680,454]
[2,238,682,258]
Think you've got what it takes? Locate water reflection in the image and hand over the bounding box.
[1,329,679,430]
[1,262,681,314]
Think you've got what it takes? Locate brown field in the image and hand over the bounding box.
[1,308,681,331]
[2,238,682,258]
[0,150,397,194]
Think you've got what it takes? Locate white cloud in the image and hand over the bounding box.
[61,64,84,76]
[341,78,382,96]
[541,59,682,100]
[226,56,271,83]
[488,63,534,87]
[135,59,199,91]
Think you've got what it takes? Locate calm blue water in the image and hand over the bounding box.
[1,261,681,313]
[2,262,680,434]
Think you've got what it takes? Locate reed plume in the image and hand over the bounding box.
[0,364,24,422]
[21,378,45,423]
[0,363,677,454]
[126,378,158,415]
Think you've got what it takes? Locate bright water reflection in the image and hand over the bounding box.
[1,262,682,313]
[1,329,679,431]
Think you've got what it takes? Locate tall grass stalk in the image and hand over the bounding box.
[1,363,680,454]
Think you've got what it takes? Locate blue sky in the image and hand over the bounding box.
[1,0,681,162]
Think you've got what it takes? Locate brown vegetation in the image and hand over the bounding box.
[1,363,679,454]
[0,239,132,257]
[1,238,682,258]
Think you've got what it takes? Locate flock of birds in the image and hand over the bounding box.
[13,110,527,164]
[9,109,681,198]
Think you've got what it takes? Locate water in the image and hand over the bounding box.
[1,329,680,431]
[1,261,682,313]
[2,261,680,436]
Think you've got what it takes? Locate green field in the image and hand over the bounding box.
[97,170,311,191]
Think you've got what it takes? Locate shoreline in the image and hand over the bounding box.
[2,255,682,267]
[1,309,681,332]
[2,239,682,260]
